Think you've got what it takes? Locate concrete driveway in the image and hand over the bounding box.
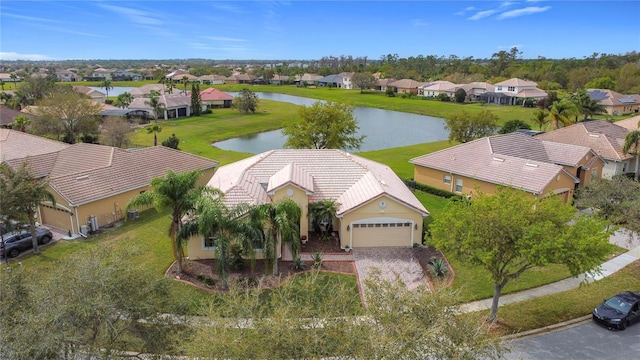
[353,247,429,301]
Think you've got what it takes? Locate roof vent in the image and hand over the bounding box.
[380,180,387,186]
[589,134,600,138]
[492,157,505,162]
[75,175,89,180]
[525,163,539,168]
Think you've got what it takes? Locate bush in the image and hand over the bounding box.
[437,93,451,102]
[429,258,448,277]
[311,251,324,269]
[292,256,307,270]
[385,88,396,97]
[454,88,467,103]
[161,133,180,149]
[229,243,245,271]
[404,179,462,199]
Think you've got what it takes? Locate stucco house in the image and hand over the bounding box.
[1,129,217,235]
[130,84,168,98]
[410,132,605,203]
[187,149,429,261]
[419,81,457,98]
[479,78,547,105]
[534,120,638,179]
[73,85,106,103]
[198,75,226,85]
[0,105,36,128]
[56,69,79,82]
[128,93,191,119]
[294,73,323,86]
[587,89,640,116]
[199,87,233,109]
[387,79,427,95]
[459,82,495,101]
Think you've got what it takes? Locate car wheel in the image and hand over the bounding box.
[619,321,628,330]
[8,248,20,258]
[40,235,52,245]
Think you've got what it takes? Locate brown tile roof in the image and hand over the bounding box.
[208,149,428,217]
[420,81,457,91]
[534,120,632,161]
[410,133,581,195]
[388,79,427,89]
[47,145,217,205]
[0,128,70,161]
[615,115,640,131]
[0,106,36,127]
[130,84,167,98]
[72,85,105,97]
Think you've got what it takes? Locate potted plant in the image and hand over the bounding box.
[300,235,308,245]
[344,245,351,252]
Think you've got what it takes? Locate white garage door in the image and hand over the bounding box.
[351,221,413,247]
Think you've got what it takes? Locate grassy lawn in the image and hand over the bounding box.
[485,259,640,334]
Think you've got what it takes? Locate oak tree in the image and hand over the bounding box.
[444,110,498,143]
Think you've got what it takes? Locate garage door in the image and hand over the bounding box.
[351,221,412,247]
[40,205,72,230]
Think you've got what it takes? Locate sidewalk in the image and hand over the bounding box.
[459,235,640,314]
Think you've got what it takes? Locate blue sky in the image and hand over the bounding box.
[1,1,638,61]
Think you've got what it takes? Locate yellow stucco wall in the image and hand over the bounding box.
[339,195,424,248]
[413,165,577,203]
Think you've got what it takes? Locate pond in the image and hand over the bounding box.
[89,86,135,96]
[214,92,449,153]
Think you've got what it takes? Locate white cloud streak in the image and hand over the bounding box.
[97,4,163,26]
[468,10,498,21]
[498,6,551,19]
[0,52,54,61]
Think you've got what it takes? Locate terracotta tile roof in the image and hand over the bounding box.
[410,133,580,195]
[615,115,640,131]
[515,88,547,98]
[420,81,457,91]
[208,149,428,216]
[199,87,233,101]
[128,93,190,110]
[534,120,631,161]
[0,128,70,161]
[0,105,36,127]
[460,82,495,92]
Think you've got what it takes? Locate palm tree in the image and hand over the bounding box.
[101,79,113,99]
[569,89,606,121]
[125,169,208,273]
[146,124,162,146]
[549,99,580,129]
[531,109,549,131]
[253,199,301,275]
[0,162,56,255]
[179,196,261,289]
[623,130,640,181]
[181,75,190,94]
[12,115,30,132]
[114,92,133,108]
[308,199,339,237]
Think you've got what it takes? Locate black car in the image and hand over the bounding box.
[0,228,54,258]
[592,291,640,330]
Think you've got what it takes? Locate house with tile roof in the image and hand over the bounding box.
[587,89,640,116]
[128,93,191,119]
[199,87,233,109]
[1,129,217,235]
[187,149,429,260]
[130,84,168,98]
[479,78,547,105]
[419,81,458,98]
[72,85,106,103]
[410,132,605,203]
[615,115,640,131]
[534,120,638,179]
[0,105,36,128]
[197,74,226,85]
[387,79,427,95]
[294,73,323,86]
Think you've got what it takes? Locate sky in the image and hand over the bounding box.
[1,0,639,61]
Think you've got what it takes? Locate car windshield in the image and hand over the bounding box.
[604,296,632,314]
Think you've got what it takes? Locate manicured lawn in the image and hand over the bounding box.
[485,259,640,334]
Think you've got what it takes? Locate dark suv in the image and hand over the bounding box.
[0,228,54,258]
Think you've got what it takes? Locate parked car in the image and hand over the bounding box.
[0,228,53,258]
[592,291,640,330]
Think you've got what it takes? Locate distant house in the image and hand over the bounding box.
[0,73,22,82]
[170,73,198,83]
[128,93,191,119]
[112,70,143,81]
[479,78,547,105]
[317,74,344,88]
[130,84,168,98]
[410,132,605,203]
[458,82,495,101]
[294,73,323,86]
[587,89,640,116]
[199,88,233,109]
[187,149,429,260]
[1,129,217,234]
[374,78,397,92]
[419,81,457,97]
[615,115,640,131]
[534,120,637,179]
[224,74,256,85]
[91,68,113,80]
[56,69,79,82]
[0,105,36,128]
[73,85,106,103]
[269,74,290,85]
[198,74,226,85]
[387,79,427,94]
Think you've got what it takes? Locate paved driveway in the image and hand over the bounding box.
[353,248,429,301]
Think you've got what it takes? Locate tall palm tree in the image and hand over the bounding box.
[569,89,606,121]
[0,163,56,255]
[549,99,580,129]
[146,124,162,146]
[623,130,640,181]
[179,196,261,289]
[145,90,165,120]
[531,109,549,131]
[12,115,30,132]
[253,199,301,275]
[101,79,113,99]
[181,75,190,94]
[125,169,208,273]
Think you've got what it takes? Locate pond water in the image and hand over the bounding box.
[89,86,135,96]
[214,92,449,153]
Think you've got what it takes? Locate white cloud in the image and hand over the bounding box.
[0,52,54,61]
[498,6,551,19]
[411,19,429,27]
[2,12,64,24]
[455,6,475,16]
[468,10,497,21]
[202,36,247,43]
[97,4,163,26]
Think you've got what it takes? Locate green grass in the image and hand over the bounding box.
[485,259,640,334]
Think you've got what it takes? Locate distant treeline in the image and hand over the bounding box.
[1,48,639,93]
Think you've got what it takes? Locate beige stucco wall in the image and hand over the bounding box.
[413,165,577,203]
[339,195,424,248]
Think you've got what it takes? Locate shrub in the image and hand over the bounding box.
[229,243,245,271]
[454,88,467,103]
[161,133,180,149]
[385,88,395,97]
[437,93,451,102]
[311,251,324,269]
[292,256,307,270]
[429,258,448,277]
[403,179,462,199]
